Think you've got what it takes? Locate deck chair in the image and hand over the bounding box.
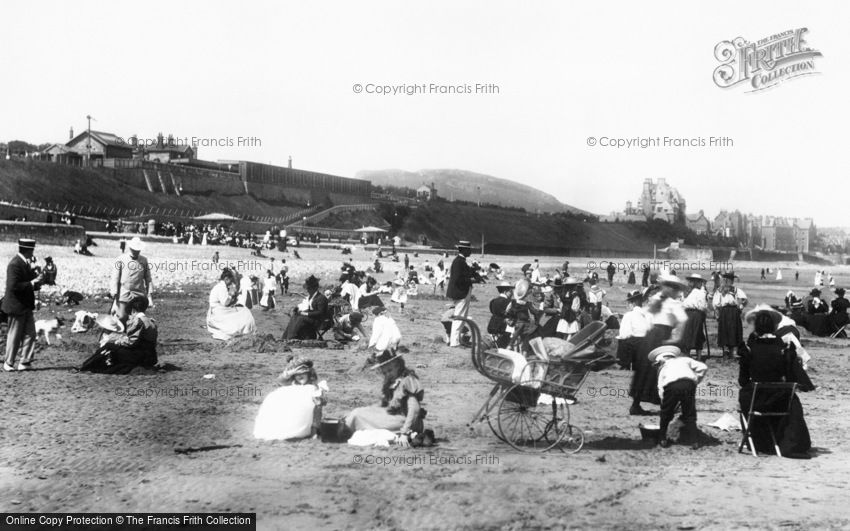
[738,382,798,457]
[829,323,848,339]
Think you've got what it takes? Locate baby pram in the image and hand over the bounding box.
[460,317,614,453]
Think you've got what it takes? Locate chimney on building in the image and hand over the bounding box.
[69,127,74,140]
[157,132,164,148]
[288,156,292,169]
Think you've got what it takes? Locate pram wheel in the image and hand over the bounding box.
[496,384,566,452]
[553,424,584,454]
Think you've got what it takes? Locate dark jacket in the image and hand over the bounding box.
[446,255,473,300]
[2,255,38,316]
[303,292,329,324]
[487,296,511,334]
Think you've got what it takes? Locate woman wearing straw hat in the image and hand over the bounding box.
[830,287,849,332]
[555,277,585,340]
[739,307,812,458]
[711,272,747,360]
[344,350,426,445]
[207,268,257,341]
[629,274,688,415]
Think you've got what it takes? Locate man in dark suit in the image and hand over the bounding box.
[4,239,44,371]
[446,240,480,347]
[283,275,330,339]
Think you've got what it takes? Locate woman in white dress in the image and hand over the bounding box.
[207,268,257,340]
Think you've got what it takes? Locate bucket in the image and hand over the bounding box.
[639,423,661,442]
[320,418,347,443]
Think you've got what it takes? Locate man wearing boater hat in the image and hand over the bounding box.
[3,238,45,371]
[445,240,481,347]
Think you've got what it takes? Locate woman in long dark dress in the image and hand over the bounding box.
[629,275,687,415]
[830,287,850,331]
[739,310,812,458]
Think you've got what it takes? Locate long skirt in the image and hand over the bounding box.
[345,406,423,433]
[80,345,157,374]
[283,315,322,340]
[207,306,256,341]
[717,306,743,348]
[616,336,643,370]
[805,313,834,337]
[739,387,811,456]
[681,309,707,352]
[629,325,671,405]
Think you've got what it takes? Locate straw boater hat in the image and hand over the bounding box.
[96,314,124,333]
[18,238,36,250]
[495,281,513,292]
[648,345,681,364]
[513,279,531,300]
[128,237,144,252]
[626,289,643,303]
[657,273,687,290]
[744,304,783,328]
[562,276,582,286]
[721,271,738,280]
[369,349,403,370]
[686,273,705,283]
[456,240,472,250]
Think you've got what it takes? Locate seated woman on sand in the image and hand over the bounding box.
[207,268,257,341]
[80,299,158,374]
[345,350,426,445]
[254,356,328,440]
[739,307,813,458]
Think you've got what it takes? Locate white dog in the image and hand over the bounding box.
[35,317,66,344]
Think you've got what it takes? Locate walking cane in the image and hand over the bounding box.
[703,317,710,359]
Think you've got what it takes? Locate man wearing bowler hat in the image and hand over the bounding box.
[445,240,479,347]
[110,236,153,324]
[3,238,44,371]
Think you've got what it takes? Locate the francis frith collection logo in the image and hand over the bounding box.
[713,28,822,92]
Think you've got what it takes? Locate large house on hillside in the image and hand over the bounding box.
[686,210,710,234]
[65,130,133,163]
[603,178,687,224]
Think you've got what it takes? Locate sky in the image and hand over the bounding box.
[2,1,848,226]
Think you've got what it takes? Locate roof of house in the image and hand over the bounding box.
[66,130,131,149]
[146,143,194,155]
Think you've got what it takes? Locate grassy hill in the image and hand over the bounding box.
[0,159,303,220]
[357,168,588,214]
[396,202,699,254]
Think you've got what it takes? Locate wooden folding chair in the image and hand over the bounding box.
[738,382,798,457]
[829,324,848,339]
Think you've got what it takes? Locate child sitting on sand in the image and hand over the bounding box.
[649,345,707,449]
[254,356,328,440]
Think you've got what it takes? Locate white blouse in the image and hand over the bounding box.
[618,307,651,339]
